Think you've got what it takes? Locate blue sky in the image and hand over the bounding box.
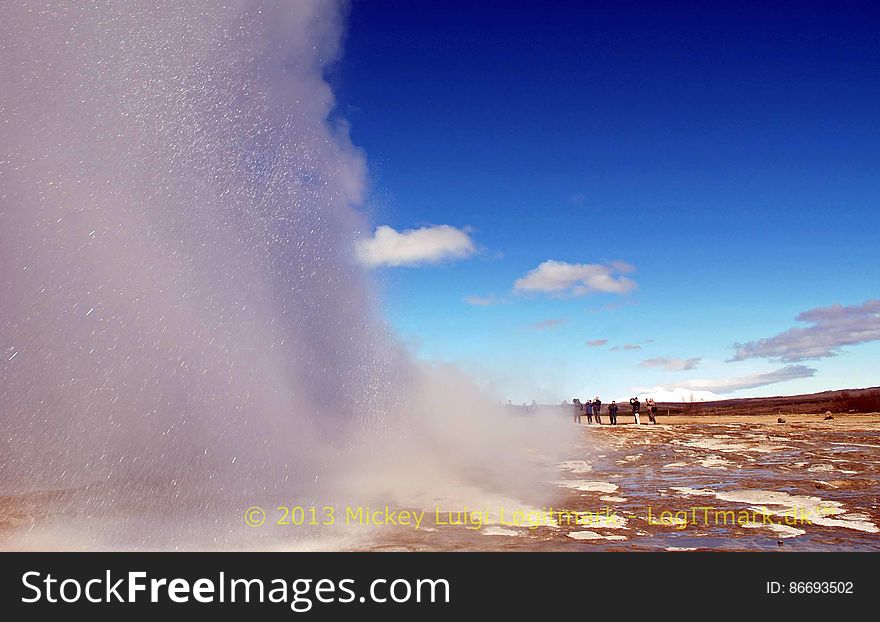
[334,0,880,402]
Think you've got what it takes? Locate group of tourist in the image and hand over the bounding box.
[571,396,658,425]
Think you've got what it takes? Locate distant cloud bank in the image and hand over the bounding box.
[732,299,880,361]
[643,364,816,395]
[640,357,702,371]
[513,259,636,297]
[638,388,721,403]
[356,224,476,267]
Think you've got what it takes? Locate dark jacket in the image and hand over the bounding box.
[630,398,641,413]
[609,404,618,415]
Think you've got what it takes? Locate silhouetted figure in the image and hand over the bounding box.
[608,401,619,425]
[630,397,641,425]
[593,396,602,424]
[584,399,593,424]
[572,398,582,423]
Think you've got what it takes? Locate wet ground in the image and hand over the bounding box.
[364,414,880,551]
[2,414,878,551]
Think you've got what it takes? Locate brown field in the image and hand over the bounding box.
[654,386,880,418]
[644,412,880,425]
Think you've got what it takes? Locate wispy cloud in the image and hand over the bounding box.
[646,365,816,394]
[611,343,642,351]
[586,339,607,347]
[732,299,880,362]
[587,299,639,314]
[640,357,702,371]
[464,294,506,307]
[356,224,476,268]
[513,260,636,298]
[529,318,567,331]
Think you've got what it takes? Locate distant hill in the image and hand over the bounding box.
[653,386,880,416]
[533,386,880,416]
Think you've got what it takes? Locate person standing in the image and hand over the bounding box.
[630,397,641,425]
[608,400,619,425]
[646,398,658,424]
[572,398,582,423]
[593,396,602,425]
[584,399,593,424]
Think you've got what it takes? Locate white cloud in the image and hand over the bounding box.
[641,365,816,395]
[356,224,476,268]
[640,357,702,372]
[732,299,880,362]
[513,260,636,297]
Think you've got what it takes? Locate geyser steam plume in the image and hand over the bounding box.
[0,1,570,548]
[1,0,390,499]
